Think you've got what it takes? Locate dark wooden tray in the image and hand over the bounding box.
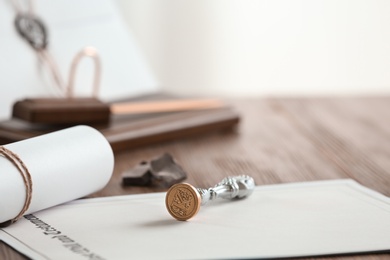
[0,94,240,152]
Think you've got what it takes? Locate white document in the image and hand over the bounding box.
[0,125,114,224]
[1,179,389,259]
[0,0,158,119]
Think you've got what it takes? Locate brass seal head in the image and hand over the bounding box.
[165,183,201,221]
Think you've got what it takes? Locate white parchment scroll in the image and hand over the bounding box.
[0,125,114,223]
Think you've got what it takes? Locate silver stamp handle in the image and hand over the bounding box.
[197,175,255,205]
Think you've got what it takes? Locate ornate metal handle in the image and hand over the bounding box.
[165,175,255,221]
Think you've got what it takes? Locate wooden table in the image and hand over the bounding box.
[1,97,390,259]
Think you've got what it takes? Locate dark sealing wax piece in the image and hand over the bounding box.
[122,153,187,187]
[122,161,152,186]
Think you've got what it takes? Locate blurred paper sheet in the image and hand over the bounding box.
[1,179,390,259]
[0,0,158,119]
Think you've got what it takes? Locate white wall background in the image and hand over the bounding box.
[115,0,390,97]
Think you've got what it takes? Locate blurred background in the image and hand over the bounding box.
[115,0,390,97]
[1,0,390,120]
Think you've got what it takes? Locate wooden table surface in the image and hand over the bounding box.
[1,97,390,259]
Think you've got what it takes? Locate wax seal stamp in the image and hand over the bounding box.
[165,175,255,221]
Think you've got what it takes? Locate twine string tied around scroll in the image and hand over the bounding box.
[0,146,33,227]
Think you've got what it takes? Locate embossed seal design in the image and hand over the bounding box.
[165,183,201,221]
[14,14,48,50]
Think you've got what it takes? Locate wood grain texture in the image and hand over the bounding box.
[1,97,389,260]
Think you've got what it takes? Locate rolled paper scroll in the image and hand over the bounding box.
[0,125,114,224]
